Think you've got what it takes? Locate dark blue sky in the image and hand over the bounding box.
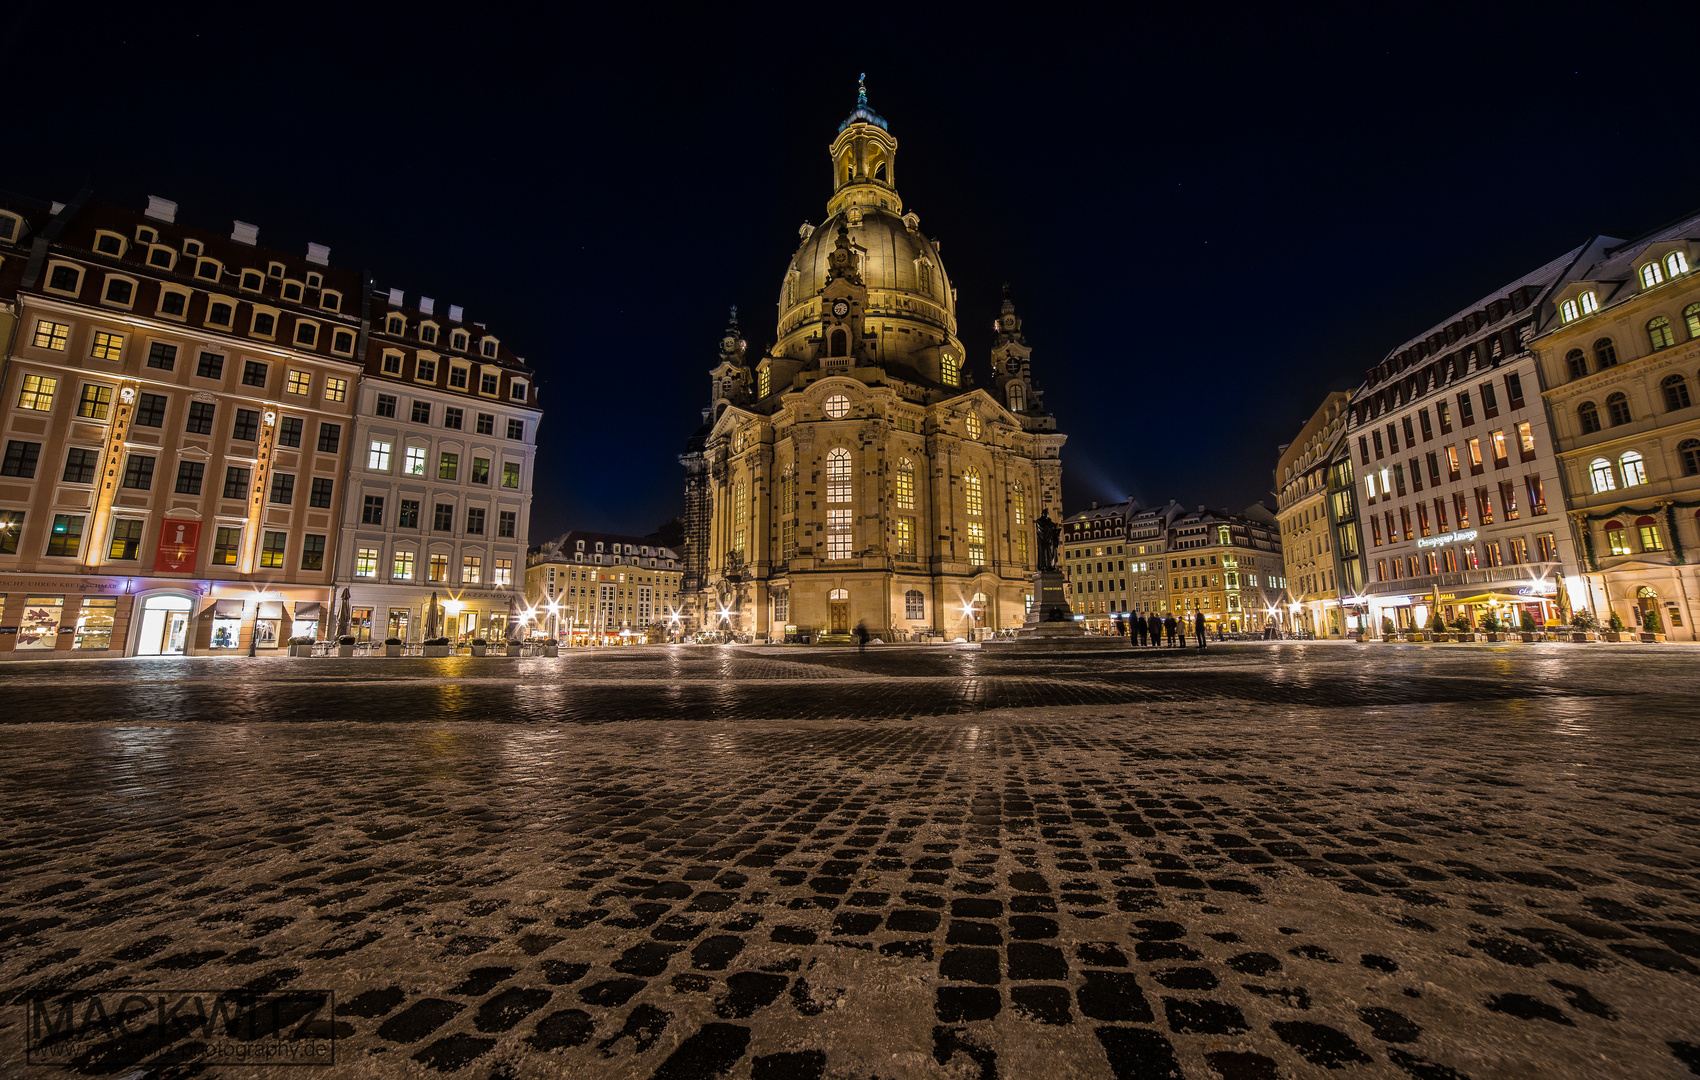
[8,3,1699,539]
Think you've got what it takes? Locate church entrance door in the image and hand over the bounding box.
[829,590,849,634]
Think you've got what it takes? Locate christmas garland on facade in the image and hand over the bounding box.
[1575,499,1700,571]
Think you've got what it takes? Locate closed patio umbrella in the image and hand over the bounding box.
[426,591,439,639]
[336,588,351,637]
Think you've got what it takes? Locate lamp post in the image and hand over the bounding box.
[546,600,560,642]
[444,599,464,643]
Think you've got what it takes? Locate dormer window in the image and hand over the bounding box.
[93,231,126,257]
[451,330,468,351]
[134,225,157,244]
[147,246,175,269]
[1668,251,1690,277]
[294,321,318,347]
[206,301,234,328]
[45,262,81,295]
[252,309,277,338]
[331,329,355,355]
[102,275,135,307]
[321,290,341,312]
[420,324,438,344]
[1560,298,1579,323]
[281,280,303,302]
[510,380,527,402]
[306,272,322,290]
[0,211,22,243]
[1641,261,1665,289]
[1580,290,1598,314]
[183,240,203,257]
[381,351,403,375]
[386,315,404,335]
[481,338,498,358]
[267,261,284,278]
[240,270,263,291]
[195,257,221,281]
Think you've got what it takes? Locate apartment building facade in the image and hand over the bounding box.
[1276,391,1353,636]
[0,193,362,657]
[332,291,539,643]
[1344,245,1607,633]
[1535,212,1700,638]
[527,531,683,644]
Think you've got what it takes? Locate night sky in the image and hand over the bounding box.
[8,4,1700,541]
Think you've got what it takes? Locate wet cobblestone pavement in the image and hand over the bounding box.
[1,642,1697,1079]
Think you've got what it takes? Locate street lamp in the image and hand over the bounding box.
[546,600,560,641]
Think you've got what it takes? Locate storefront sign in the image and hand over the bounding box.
[1518,583,1557,596]
[154,519,201,574]
[1417,529,1479,549]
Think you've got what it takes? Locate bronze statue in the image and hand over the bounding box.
[1035,510,1060,572]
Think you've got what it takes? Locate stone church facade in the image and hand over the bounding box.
[680,84,1066,641]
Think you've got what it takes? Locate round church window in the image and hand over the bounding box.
[824,395,850,419]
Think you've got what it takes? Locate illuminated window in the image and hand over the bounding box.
[1491,429,1508,466]
[502,462,520,488]
[1590,458,1616,493]
[439,452,459,481]
[428,553,449,582]
[965,413,981,439]
[758,367,771,397]
[287,370,311,395]
[1580,290,1598,314]
[1648,316,1674,350]
[1560,298,1579,323]
[32,320,68,351]
[826,508,852,559]
[1686,302,1700,340]
[1620,450,1647,486]
[324,377,347,402]
[1606,521,1631,555]
[964,469,983,517]
[826,447,852,503]
[1008,382,1026,412]
[941,354,959,387]
[260,531,287,568]
[895,515,915,556]
[1517,421,1536,460]
[1667,251,1689,277]
[733,478,747,556]
[1641,261,1665,288]
[1638,518,1663,552]
[90,332,123,361]
[367,439,392,471]
[355,547,379,578]
[16,374,55,411]
[392,551,415,580]
[895,457,915,510]
[462,555,482,584]
[905,590,924,619]
[494,558,513,587]
[824,394,850,419]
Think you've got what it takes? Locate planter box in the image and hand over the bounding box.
[384,644,401,657]
[1640,633,1666,643]
[506,643,523,656]
[544,646,560,657]
[1569,632,1595,642]
[287,644,313,657]
[1601,631,1631,642]
[423,645,451,657]
[1519,633,1537,643]
[336,645,355,657]
[471,645,488,657]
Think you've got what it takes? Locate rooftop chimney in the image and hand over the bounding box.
[448,304,464,323]
[145,196,178,224]
[306,242,330,266]
[419,297,435,316]
[231,220,258,245]
[387,288,404,306]
[50,201,65,215]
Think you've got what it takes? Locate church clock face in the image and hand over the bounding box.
[832,300,849,317]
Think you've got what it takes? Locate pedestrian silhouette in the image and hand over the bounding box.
[1195,610,1207,650]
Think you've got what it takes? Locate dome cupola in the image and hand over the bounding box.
[828,76,901,219]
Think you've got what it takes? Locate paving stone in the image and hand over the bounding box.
[649,1021,749,1079]
[0,645,1695,1079]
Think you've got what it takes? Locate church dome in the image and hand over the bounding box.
[777,206,954,339]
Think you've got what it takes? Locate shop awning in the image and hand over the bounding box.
[294,602,322,620]
[257,601,283,619]
[1453,592,1539,606]
[211,598,244,617]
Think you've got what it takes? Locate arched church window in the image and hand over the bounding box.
[895,457,915,510]
[1008,382,1026,412]
[917,261,933,296]
[733,478,747,556]
[826,448,852,502]
[830,329,848,357]
[875,162,887,181]
[941,353,959,387]
[1012,483,1029,567]
[964,470,983,517]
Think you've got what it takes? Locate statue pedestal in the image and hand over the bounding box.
[984,569,1125,650]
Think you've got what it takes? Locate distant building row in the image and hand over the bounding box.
[1276,206,1700,639]
[1060,501,1289,634]
[0,192,541,657]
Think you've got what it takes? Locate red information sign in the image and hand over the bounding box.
[154,518,201,573]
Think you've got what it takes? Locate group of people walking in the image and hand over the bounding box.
[1114,611,1210,650]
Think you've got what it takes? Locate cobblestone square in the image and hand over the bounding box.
[1,642,1697,1079]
